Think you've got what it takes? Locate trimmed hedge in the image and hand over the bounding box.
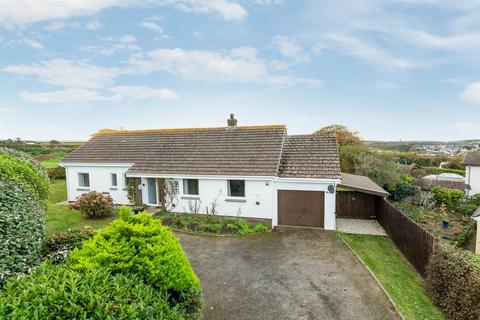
[0,147,47,178]
[0,152,49,204]
[71,208,203,318]
[47,166,66,180]
[0,263,184,320]
[426,246,480,320]
[0,180,45,287]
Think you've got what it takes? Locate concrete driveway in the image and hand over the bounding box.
[176,227,400,320]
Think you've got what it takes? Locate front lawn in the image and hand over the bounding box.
[46,179,117,236]
[339,233,444,320]
[154,211,270,235]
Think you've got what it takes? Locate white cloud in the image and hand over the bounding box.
[85,20,101,30]
[0,0,247,27]
[44,21,80,31]
[325,32,420,69]
[20,86,178,103]
[80,35,140,55]
[20,38,44,49]
[273,35,309,63]
[140,21,163,32]
[255,0,283,4]
[20,88,105,103]
[0,106,16,113]
[2,59,119,89]
[459,82,480,105]
[109,86,178,100]
[127,47,320,86]
[192,31,203,38]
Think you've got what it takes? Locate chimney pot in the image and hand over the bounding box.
[227,114,237,127]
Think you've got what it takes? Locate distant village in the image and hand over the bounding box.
[413,142,480,156]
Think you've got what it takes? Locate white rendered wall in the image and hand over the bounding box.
[64,165,131,204]
[273,179,337,230]
[140,177,275,221]
[466,166,480,197]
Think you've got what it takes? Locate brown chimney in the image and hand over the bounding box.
[227,113,237,127]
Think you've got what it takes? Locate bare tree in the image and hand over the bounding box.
[205,191,222,215]
[157,178,179,212]
[188,199,202,214]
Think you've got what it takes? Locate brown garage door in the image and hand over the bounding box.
[278,190,324,228]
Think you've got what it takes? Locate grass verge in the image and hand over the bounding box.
[46,179,117,236]
[338,233,444,320]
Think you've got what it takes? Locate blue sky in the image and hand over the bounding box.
[0,0,479,141]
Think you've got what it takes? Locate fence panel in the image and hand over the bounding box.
[375,198,437,276]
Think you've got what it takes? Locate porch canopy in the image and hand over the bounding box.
[338,173,389,197]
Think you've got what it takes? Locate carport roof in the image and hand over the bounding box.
[338,173,390,197]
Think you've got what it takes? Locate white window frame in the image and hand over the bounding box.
[78,172,90,189]
[110,173,118,189]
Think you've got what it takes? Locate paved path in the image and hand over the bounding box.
[336,218,387,236]
[177,228,400,320]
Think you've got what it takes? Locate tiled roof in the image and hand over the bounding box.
[278,135,341,179]
[463,150,480,166]
[63,125,286,177]
[63,126,342,179]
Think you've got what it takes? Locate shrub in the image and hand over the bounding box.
[0,147,47,178]
[254,224,269,233]
[430,187,464,208]
[0,263,184,320]
[0,180,45,287]
[462,203,478,217]
[74,191,114,218]
[391,176,416,201]
[426,246,480,320]
[452,223,476,248]
[468,193,480,207]
[0,152,49,204]
[42,226,97,264]
[71,209,202,318]
[47,166,66,180]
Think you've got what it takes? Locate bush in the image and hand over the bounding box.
[462,203,478,217]
[426,246,480,320]
[47,166,66,180]
[0,147,47,178]
[42,226,97,264]
[452,223,476,248]
[71,208,203,318]
[0,263,184,320]
[0,180,45,287]
[467,193,480,207]
[254,224,270,233]
[391,176,416,201]
[430,187,464,208]
[425,166,465,177]
[74,191,114,218]
[0,152,49,204]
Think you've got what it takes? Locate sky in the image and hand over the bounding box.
[0,0,479,141]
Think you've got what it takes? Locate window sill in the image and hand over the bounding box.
[225,197,247,203]
[110,187,118,190]
[77,187,90,191]
[181,195,200,200]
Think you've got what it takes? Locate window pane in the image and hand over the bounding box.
[228,180,244,197]
[79,173,90,187]
[183,179,199,195]
[111,173,117,186]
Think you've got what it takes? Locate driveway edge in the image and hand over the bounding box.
[337,232,406,320]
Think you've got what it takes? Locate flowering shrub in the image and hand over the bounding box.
[73,191,114,218]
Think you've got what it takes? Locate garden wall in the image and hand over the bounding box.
[375,198,438,276]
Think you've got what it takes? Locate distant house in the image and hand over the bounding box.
[464,150,480,197]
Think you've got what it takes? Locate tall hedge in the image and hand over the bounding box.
[0,149,48,287]
[426,246,480,320]
[0,263,184,320]
[0,180,45,287]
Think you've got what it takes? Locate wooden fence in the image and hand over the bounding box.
[375,198,437,276]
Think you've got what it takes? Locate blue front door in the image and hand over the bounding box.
[147,178,157,204]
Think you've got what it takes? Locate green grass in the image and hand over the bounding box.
[46,179,117,237]
[339,233,444,320]
[41,150,69,168]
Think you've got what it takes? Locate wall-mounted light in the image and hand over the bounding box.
[327,185,335,193]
